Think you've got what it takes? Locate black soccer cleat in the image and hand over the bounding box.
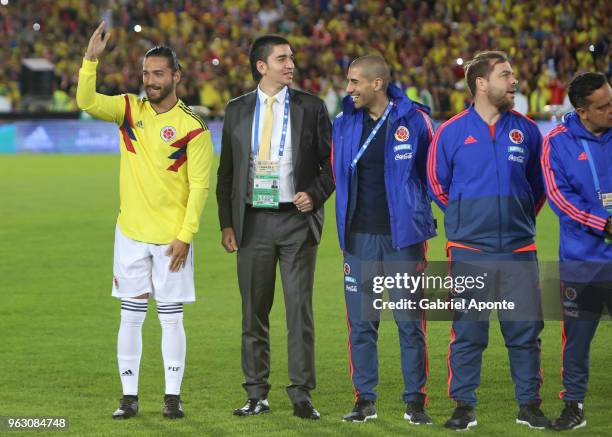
[112,395,139,420]
[233,398,270,416]
[444,403,477,431]
[404,401,433,425]
[163,394,184,419]
[551,401,586,431]
[342,398,377,422]
[516,402,551,429]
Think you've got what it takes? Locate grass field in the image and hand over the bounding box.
[1,154,611,436]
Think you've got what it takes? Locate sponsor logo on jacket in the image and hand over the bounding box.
[508,154,525,164]
[395,152,413,160]
[393,144,412,152]
[508,146,525,154]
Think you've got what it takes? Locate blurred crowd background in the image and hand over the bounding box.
[0,0,610,119]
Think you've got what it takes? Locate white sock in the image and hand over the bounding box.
[158,303,186,395]
[117,298,148,396]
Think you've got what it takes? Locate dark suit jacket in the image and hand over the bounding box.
[216,88,334,245]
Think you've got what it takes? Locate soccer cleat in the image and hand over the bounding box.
[404,401,433,425]
[444,403,477,431]
[293,400,321,420]
[112,395,139,420]
[233,398,270,416]
[163,394,184,419]
[342,398,377,422]
[516,403,551,429]
[551,401,586,431]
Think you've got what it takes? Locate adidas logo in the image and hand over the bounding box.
[464,135,477,144]
[578,151,588,161]
[121,370,134,376]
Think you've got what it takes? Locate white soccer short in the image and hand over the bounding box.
[111,225,195,303]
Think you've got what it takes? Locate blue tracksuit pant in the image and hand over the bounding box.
[447,247,544,407]
[560,280,612,402]
[343,232,427,403]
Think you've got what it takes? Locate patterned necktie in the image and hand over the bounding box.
[257,96,276,161]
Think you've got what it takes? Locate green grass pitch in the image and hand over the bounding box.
[1,154,611,436]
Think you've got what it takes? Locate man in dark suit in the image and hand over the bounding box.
[216,34,334,420]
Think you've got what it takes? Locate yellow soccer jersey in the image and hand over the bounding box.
[77,58,213,244]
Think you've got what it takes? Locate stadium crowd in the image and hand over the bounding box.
[0,0,609,118]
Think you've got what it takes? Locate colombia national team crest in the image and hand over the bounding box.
[394,125,410,142]
[160,126,177,142]
[509,129,524,144]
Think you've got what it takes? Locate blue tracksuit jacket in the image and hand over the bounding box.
[427,105,546,252]
[332,84,436,251]
[541,111,612,276]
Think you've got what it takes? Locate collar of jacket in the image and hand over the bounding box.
[562,110,612,143]
[341,83,430,119]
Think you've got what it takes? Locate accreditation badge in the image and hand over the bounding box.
[601,192,612,210]
[601,192,612,244]
[252,160,280,208]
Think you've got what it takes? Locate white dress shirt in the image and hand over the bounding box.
[249,85,295,203]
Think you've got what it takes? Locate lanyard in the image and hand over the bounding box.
[581,139,601,198]
[350,102,393,171]
[252,89,290,158]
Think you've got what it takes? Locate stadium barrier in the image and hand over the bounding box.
[0,119,559,155]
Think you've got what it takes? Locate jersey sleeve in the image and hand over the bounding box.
[176,129,214,244]
[541,134,610,236]
[76,58,125,124]
[427,126,451,211]
[415,109,435,186]
[526,126,546,214]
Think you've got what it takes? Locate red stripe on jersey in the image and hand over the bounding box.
[166,128,205,172]
[416,109,434,142]
[121,95,136,153]
[513,242,537,252]
[542,127,607,230]
[427,110,469,206]
[168,128,204,149]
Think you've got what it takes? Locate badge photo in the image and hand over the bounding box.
[509,129,524,144]
[565,286,577,301]
[394,125,410,142]
[160,126,177,142]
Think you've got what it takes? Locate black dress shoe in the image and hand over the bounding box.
[233,398,270,416]
[293,400,321,420]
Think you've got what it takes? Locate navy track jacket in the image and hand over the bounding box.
[427,105,546,252]
[332,84,436,251]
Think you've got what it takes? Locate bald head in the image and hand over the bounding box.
[349,55,391,90]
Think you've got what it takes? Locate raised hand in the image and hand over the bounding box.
[85,21,111,61]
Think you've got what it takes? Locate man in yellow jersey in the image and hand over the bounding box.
[76,22,213,420]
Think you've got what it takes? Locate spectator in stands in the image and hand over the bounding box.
[0,0,609,119]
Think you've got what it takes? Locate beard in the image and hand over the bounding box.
[145,82,174,103]
[488,88,514,112]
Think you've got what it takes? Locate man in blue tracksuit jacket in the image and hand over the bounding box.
[541,72,612,431]
[333,55,436,424]
[427,51,550,430]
